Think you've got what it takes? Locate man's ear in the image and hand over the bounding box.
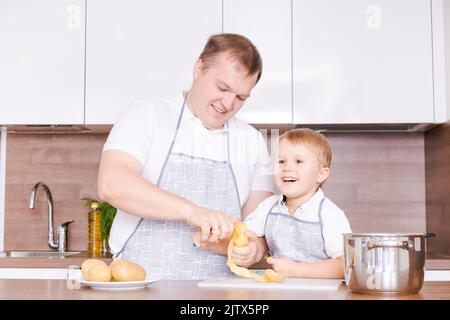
[193,58,204,80]
[317,167,330,184]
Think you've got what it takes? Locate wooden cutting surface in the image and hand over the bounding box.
[0,279,449,300]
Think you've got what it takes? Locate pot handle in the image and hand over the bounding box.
[367,241,410,250]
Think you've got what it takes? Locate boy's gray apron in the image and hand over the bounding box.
[118,100,241,280]
[265,198,330,263]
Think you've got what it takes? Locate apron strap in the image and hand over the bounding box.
[317,197,329,257]
[226,121,243,213]
[264,200,280,257]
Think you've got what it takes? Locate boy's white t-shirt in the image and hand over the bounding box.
[245,189,352,259]
[103,93,274,254]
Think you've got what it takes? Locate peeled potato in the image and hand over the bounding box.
[233,234,250,247]
[227,223,284,283]
[111,260,147,282]
[81,259,107,280]
[88,264,112,282]
[233,223,250,247]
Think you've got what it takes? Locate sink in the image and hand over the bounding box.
[0,250,81,258]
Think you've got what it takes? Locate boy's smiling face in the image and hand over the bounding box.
[275,139,330,205]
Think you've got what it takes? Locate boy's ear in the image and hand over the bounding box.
[317,167,330,184]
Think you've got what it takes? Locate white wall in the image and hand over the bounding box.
[0,127,6,252]
[445,0,450,120]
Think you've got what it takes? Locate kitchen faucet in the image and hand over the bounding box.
[28,182,74,252]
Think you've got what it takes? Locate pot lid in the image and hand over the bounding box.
[343,232,431,237]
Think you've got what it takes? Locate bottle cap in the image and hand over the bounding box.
[90,202,99,209]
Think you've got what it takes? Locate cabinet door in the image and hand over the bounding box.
[85,0,222,124]
[293,0,434,124]
[0,0,85,124]
[224,0,292,124]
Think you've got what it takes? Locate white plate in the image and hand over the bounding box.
[80,278,160,291]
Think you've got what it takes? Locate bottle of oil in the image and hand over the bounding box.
[87,202,102,256]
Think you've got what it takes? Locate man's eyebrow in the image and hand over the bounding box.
[215,79,250,98]
[216,80,230,89]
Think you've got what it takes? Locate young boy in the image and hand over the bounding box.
[193,128,351,279]
[236,128,352,278]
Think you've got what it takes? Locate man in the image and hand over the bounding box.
[98,33,273,280]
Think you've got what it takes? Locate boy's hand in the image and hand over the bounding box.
[231,230,260,267]
[266,256,299,277]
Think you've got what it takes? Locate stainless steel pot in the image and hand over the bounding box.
[343,233,435,294]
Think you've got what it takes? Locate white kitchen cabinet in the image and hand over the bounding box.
[223,0,292,124]
[85,0,222,124]
[292,0,434,124]
[0,0,85,124]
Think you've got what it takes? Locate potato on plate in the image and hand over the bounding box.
[81,259,107,280]
[110,259,147,282]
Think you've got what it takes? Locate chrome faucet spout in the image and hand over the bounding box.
[28,181,58,250]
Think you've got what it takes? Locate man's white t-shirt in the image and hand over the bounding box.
[245,189,352,259]
[103,93,274,254]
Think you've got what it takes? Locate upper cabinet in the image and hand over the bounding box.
[0,0,85,124]
[84,0,222,124]
[223,0,292,124]
[292,0,435,124]
[0,1,446,125]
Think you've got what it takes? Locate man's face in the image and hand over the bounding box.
[188,52,258,130]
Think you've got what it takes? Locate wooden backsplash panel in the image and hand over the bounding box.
[3,131,426,250]
[425,123,450,258]
[4,133,108,251]
[323,133,425,233]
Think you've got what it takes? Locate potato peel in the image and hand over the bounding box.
[226,223,284,283]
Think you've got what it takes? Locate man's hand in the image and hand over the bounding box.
[185,206,237,243]
[231,230,261,267]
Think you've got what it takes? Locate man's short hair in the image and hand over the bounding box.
[199,33,263,83]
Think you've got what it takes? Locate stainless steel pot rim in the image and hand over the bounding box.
[343,233,428,237]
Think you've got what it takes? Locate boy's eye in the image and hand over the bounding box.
[296,159,303,164]
[237,96,245,101]
[278,160,285,164]
[218,86,226,92]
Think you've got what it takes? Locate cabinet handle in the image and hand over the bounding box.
[66,4,81,30]
[366,5,381,30]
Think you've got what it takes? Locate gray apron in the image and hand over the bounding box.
[265,198,329,263]
[118,99,241,280]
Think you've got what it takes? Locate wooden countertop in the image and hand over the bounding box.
[0,279,449,300]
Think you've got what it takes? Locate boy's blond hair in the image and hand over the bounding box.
[279,128,332,186]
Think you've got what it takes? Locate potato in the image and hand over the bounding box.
[233,233,250,247]
[88,264,112,282]
[81,259,107,280]
[111,260,147,282]
[109,258,126,270]
[233,223,250,247]
[227,223,284,283]
[234,223,248,235]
